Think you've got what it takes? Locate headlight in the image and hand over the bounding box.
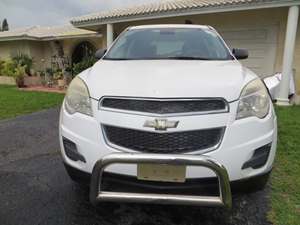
[236,78,270,120]
[64,77,93,116]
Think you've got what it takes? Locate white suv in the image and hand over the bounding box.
[59,25,277,209]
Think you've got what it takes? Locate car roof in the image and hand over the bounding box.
[129,24,211,30]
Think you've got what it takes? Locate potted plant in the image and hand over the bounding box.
[64,66,72,86]
[45,68,54,87]
[53,69,64,89]
[0,59,4,76]
[13,64,26,87]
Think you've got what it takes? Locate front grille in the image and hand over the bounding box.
[100,98,228,115]
[103,125,224,154]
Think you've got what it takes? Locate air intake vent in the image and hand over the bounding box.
[100,98,228,115]
[103,125,225,154]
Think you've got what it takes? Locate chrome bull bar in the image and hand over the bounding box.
[90,153,232,209]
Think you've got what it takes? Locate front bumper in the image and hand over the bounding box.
[59,99,277,181]
[89,153,232,208]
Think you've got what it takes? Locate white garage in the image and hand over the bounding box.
[220,25,278,78]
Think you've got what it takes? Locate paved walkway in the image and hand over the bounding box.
[0,108,60,166]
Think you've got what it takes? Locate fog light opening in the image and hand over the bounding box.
[63,137,86,163]
[242,143,272,170]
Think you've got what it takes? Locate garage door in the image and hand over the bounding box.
[219,25,278,78]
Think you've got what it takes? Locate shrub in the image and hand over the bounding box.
[72,56,97,75]
[13,64,26,78]
[1,60,16,77]
[12,53,33,75]
[53,69,63,80]
[45,67,54,76]
[13,64,26,87]
[0,59,4,75]
[0,59,26,87]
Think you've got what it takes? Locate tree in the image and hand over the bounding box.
[2,19,9,31]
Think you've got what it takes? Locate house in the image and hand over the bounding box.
[0,25,103,72]
[71,0,300,105]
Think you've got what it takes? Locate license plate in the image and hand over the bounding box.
[137,163,186,183]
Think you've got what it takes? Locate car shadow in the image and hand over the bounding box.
[71,167,272,225]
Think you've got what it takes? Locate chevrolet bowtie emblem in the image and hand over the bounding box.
[144,119,179,131]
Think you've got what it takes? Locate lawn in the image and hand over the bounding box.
[269,106,300,225]
[0,85,64,120]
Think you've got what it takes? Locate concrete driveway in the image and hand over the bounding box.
[0,108,272,225]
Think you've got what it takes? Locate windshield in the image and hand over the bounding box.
[104,28,232,60]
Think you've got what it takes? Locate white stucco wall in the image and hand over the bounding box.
[0,36,103,72]
[0,40,31,59]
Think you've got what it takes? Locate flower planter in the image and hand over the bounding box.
[24,76,42,86]
[16,77,25,88]
[58,79,65,89]
[0,76,16,85]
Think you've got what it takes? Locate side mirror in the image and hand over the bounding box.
[95,49,107,59]
[232,48,248,60]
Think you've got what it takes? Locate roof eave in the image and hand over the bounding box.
[71,0,300,28]
[0,35,39,42]
[42,33,102,41]
[0,33,102,42]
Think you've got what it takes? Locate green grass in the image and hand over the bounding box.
[0,85,64,120]
[269,106,300,225]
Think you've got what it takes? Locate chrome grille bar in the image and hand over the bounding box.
[99,97,229,116]
[89,153,232,208]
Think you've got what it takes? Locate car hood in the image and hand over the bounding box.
[81,60,257,102]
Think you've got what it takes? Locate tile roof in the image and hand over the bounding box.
[71,0,298,26]
[0,25,100,41]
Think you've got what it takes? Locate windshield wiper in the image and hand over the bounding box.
[163,56,212,60]
[103,57,132,60]
[103,56,214,60]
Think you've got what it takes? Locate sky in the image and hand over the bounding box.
[0,0,158,29]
